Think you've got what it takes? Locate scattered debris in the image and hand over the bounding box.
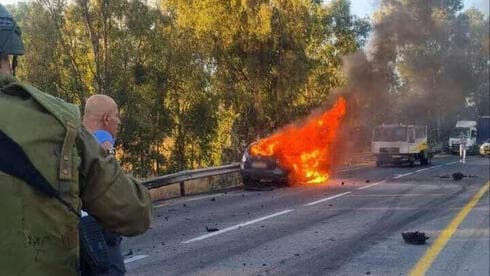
[365,180,370,183]
[452,172,465,181]
[183,204,187,207]
[205,226,219,232]
[328,204,333,207]
[341,182,345,186]
[124,249,133,256]
[402,231,430,245]
[438,172,478,180]
[210,197,216,202]
[243,263,246,266]
[164,216,169,221]
[366,272,371,275]
[245,186,273,191]
[295,253,300,257]
[161,242,165,246]
[262,264,267,266]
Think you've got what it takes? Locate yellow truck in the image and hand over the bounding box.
[372,124,431,167]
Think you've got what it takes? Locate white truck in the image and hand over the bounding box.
[372,124,431,167]
[448,120,478,154]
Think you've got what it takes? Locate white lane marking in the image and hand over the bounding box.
[446,161,459,165]
[304,192,352,207]
[124,255,148,264]
[415,168,430,172]
[431,165,443,169]
[393,172,414,179]
[182,209,294,244]
[357,180,386,190]
[349,193,448,197]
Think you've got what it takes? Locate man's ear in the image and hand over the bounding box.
[102,114,110,126]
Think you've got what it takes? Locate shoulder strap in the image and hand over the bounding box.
[0,130,80,217]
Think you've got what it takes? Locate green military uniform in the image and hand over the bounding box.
[0,5,152,275]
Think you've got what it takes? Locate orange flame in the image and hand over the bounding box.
[250,97,347,184]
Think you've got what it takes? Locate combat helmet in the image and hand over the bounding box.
[0,4,24,75]
[0,4,24,57]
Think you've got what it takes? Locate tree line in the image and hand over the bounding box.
[9,0,488,177]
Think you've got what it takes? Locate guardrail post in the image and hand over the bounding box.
[180,181,185,196]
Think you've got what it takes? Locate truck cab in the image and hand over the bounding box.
[372,124,431,167]
[448,120,477,154]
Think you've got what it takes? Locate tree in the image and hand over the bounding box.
[11,0,370,177]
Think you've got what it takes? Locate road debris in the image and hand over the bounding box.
[452,172,465,180]
[205,226,219,232]
[124,249,133,256]
[437,172,477,181]
[210,197,216,202]
[365,180,370,183]
[402,231,430,245]
[244,186,274,191]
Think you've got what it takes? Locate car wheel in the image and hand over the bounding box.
[420,151,429,166]
[242,176,255,187]
[408,158,415,167]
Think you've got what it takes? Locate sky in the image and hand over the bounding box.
[1,0,489,17]
[348,0,489,17]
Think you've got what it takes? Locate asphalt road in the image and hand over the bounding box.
[122,155,489,276]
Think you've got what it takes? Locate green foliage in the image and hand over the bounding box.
[10,0,366,177]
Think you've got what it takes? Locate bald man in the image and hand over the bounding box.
[83,94,121,153]
[81,94,125,275]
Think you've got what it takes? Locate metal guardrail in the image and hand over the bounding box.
[141,152,375,197]
[142,163,241,196]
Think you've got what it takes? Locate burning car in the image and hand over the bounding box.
[240,144,289,187]
[239,97,347,187]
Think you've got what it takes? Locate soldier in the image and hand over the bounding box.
[0,4,153,275]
